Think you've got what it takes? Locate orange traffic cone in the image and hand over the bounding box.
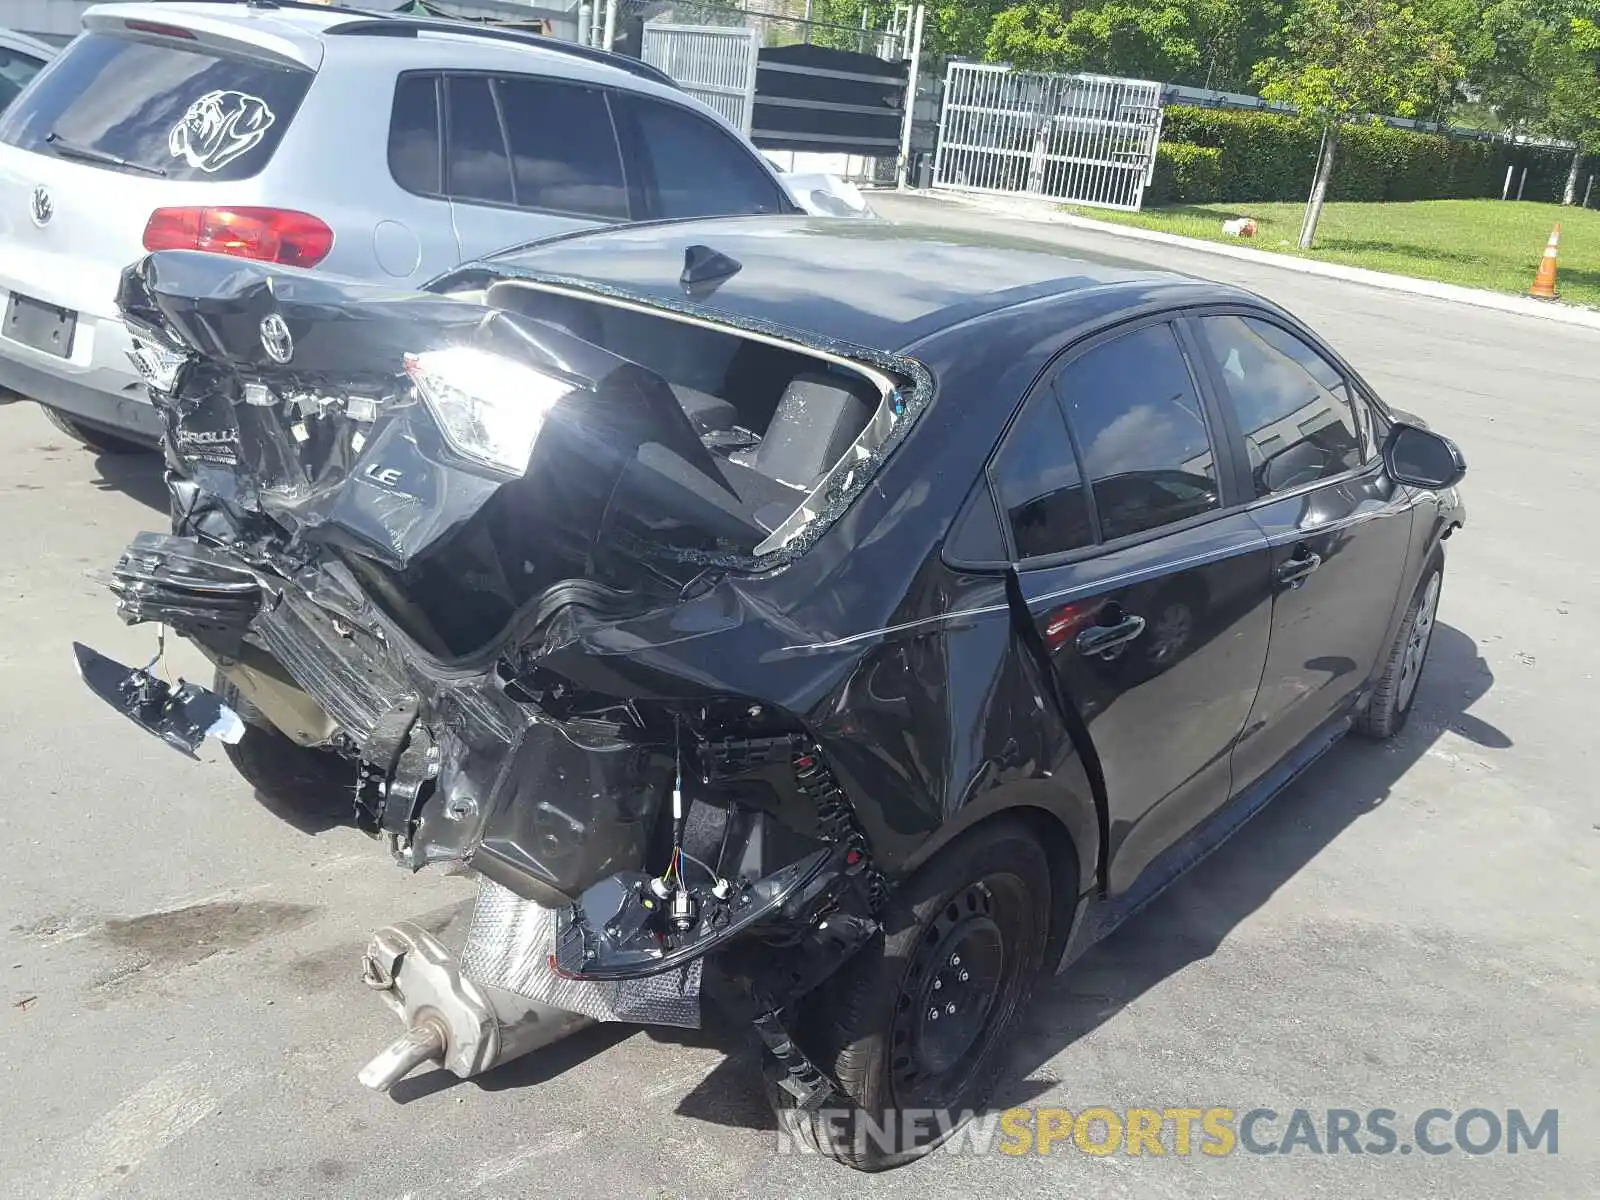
[1530,224,1561,298]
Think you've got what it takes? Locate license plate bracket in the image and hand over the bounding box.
[3,292,78,358]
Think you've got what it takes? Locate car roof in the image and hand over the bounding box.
[80,2,675,89]
[0,27,60,59]
[472,215,1253,352]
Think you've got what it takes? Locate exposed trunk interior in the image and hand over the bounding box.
[368,281,896,658]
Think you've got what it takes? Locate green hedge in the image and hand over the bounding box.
[1147,143,1223,206]
[1161,107,1317,202]
[1153,105,1580,205]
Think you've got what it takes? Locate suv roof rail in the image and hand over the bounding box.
[323,17,677,88]
[125,0,396,14]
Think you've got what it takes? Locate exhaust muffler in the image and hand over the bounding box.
[357,922,591,1093]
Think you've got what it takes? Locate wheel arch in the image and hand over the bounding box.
[896,783,1094,973]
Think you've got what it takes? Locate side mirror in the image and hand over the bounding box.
[1383,424,1466,489]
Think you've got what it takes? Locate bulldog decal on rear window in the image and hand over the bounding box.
[168,90,276,173]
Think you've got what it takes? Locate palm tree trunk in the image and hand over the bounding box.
[1299,124,1339,250]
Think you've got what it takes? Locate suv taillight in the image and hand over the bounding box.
[142,207,334,269]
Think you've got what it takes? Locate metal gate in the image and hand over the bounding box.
[932,62,1164,211]
[641,22,759,135]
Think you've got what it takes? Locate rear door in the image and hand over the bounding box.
[1188,311,1416,793]
[438,73,627,261]
[0,27,314,321]
[1004,319,1276,893]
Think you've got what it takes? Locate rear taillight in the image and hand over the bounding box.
[142,207,334,269]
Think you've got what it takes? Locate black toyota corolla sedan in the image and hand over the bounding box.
[77,216,1465,1170]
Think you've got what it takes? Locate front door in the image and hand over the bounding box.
[997,321,1276,893]
[1189,313,1416,792]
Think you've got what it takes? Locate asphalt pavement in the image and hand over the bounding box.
[2,192,1596,1198]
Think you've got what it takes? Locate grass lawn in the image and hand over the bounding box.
[1067,199,1600,308]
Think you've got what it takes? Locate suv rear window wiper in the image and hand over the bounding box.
[45,131,167,177]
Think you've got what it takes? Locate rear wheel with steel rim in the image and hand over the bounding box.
[780,819,1054,1170]
[1356,558,1443,740]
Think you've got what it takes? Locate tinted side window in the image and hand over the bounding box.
[0,32,310,180]
[1346,381,1381,461]
[445,75,512,204]
[1055,324,1219,541]
[618,96,788,218]
[990,390,1093,559]
[389,74,440,195]
[945,480,1007,562]
[493,77,628,219]
[0,47,46,113]
[1197,315,1362,495]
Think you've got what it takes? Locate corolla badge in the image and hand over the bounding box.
[175,427,239,464]
[168,90,275,173]
[29,185,52,227]
[259,314,294,364]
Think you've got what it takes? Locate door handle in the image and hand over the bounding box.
[1276,551,1323,586]
[1076,614,1146,656]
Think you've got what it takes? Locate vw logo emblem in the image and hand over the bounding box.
[28,185,52,228]
[259,314,294,364]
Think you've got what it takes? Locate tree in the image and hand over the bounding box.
[1190,0,1285,89]
[985,1,1205,79]
[807,0,1009,58]
[1415,0,1600,201]
[982,0,1280,90]
[1535,15,1600,202]
[927,0,1014,58]
[1253,0,1462,247]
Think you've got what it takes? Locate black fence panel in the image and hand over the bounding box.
[751,44,907,157]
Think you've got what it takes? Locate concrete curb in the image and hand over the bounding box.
[901,189,1600,331]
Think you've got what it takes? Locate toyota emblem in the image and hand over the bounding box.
[259,313,294,364]
[29,185,52,228]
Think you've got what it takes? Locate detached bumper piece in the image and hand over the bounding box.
[71,641,244,757]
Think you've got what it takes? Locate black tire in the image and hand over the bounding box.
[214,671,353,818]
[41,405,152,455]
[782,818,1052,1170]
[1355,557,1443,740]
